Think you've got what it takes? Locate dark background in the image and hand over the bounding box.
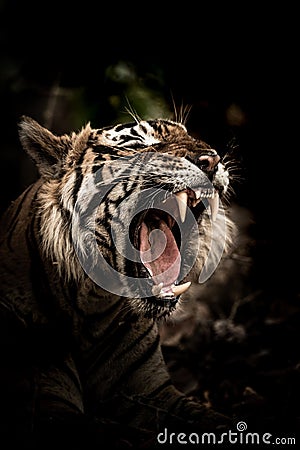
[0,0,299,440]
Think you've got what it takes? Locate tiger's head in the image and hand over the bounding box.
[19,116,235,318]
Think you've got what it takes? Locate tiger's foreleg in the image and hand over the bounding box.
[80,316,231,436]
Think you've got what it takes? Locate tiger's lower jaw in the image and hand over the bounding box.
[137,292,182,319]
[151,280,191,298]
[131,269,193,317]
[140,301,177,319]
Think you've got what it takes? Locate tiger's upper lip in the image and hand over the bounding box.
[173,188,219,223]
[138,186,220,301]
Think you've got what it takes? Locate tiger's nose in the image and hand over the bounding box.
[199,152,220,171]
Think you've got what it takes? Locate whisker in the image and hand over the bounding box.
[181,104,192,125]
[123,96,141,124]
[169,94,192,125]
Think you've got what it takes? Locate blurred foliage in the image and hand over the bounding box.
[105,61,172,122]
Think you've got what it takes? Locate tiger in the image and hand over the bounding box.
[0,115,235,448]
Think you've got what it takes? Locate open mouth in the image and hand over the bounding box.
[134,187,219,307]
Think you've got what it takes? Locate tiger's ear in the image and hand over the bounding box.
[18,116,71,177]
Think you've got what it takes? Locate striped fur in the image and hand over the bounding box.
[0,116,235,447]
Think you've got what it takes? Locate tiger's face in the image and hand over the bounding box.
[19,117,233,317]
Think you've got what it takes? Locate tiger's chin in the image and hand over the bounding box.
[134,294,179,319]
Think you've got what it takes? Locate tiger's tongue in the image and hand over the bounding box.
[139,219,181,291]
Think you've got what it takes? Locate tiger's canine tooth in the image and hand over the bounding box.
[208,193,219,221]
[192,198,202,207]
[152,282,164,297]
[172,281,191,297]
[175,191,188,223]
[194,189,202,200]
